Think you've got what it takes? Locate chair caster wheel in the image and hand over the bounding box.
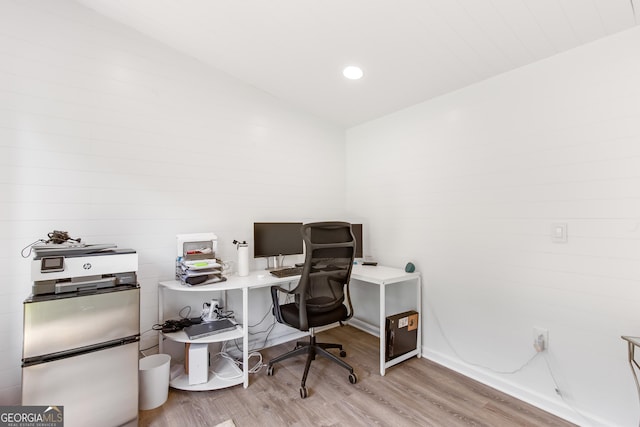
[300,386,308,398]
[266,365,274,376]
[348,373,358,384]
[339,350,347,357]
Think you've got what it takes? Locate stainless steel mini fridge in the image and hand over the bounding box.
[22,286,140,427]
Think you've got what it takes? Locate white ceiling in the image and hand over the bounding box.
[76,0,638,128]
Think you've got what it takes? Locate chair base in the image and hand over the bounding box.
[267,334,357,398]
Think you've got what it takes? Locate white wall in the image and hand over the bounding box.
[3,1,639,425]
[0,0,346,404]
[346,27,640,426]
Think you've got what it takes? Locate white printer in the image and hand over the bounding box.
[30,244,138,296]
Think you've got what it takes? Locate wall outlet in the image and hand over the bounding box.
[551,223,568,243]
[533,327,548,352]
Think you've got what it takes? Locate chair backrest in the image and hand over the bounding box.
[294,222,356,320]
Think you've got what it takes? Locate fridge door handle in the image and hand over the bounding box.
[22,335,140,367]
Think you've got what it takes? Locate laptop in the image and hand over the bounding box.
[184,319,237,340]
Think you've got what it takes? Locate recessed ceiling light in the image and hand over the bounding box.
[343,66,363,80]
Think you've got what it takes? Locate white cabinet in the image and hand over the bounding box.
[158,280,245,391]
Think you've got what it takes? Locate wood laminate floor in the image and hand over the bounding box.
[140,325,576,427]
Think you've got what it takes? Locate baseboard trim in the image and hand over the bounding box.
[347,317,380,337]
[422,347,612,427]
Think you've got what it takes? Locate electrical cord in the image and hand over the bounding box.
[246,322,277,350]
[21,239,47,258]
[246,352,264,374]
[216,343,264,375]
[542,352,593,426]
[210,351,243,380]
[428,299,593,425]
[428,300,540,374]
[20,230,82,258]
[200,290,290,373]
[225,302,278,368]
[249,293,295,350]
[217,309,235,320]
[152,318,193,333]
[249,303,274,327]
[241,291,302,366]
[138,328,159,354]
[152,305,195,332]
[232,300,281,354]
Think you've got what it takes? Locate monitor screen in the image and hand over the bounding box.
[253,222,304,258]
[352,224,363,258]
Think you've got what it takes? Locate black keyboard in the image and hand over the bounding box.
[270,267,303,278]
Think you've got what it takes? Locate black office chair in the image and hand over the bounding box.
[266,221,358,398]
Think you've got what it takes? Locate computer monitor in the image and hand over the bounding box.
[253,222,304,268]
[351,224,363,259]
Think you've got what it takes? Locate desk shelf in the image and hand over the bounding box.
[169,354,243,391]
[161,325,243,344]
[159,280,246,391]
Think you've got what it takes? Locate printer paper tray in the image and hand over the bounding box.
[56,277,116,293]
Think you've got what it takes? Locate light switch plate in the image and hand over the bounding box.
[551,223,568,243]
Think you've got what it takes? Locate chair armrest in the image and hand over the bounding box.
[270,285,293,324]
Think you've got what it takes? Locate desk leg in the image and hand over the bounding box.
[627,341,640,427]
[158,286,164,354]
[416,276,422,358]
[380,283,386,376]
[243,287,249,388]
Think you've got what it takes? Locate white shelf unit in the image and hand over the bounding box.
[158,280,246,391]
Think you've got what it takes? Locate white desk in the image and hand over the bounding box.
[159,264,421,389]
[350,265,422,375]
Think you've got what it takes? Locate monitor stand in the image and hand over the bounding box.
[266,255,285,271]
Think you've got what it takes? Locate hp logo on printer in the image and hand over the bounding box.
[83,263,92,270]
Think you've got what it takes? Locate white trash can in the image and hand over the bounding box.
[139,354,171,410]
